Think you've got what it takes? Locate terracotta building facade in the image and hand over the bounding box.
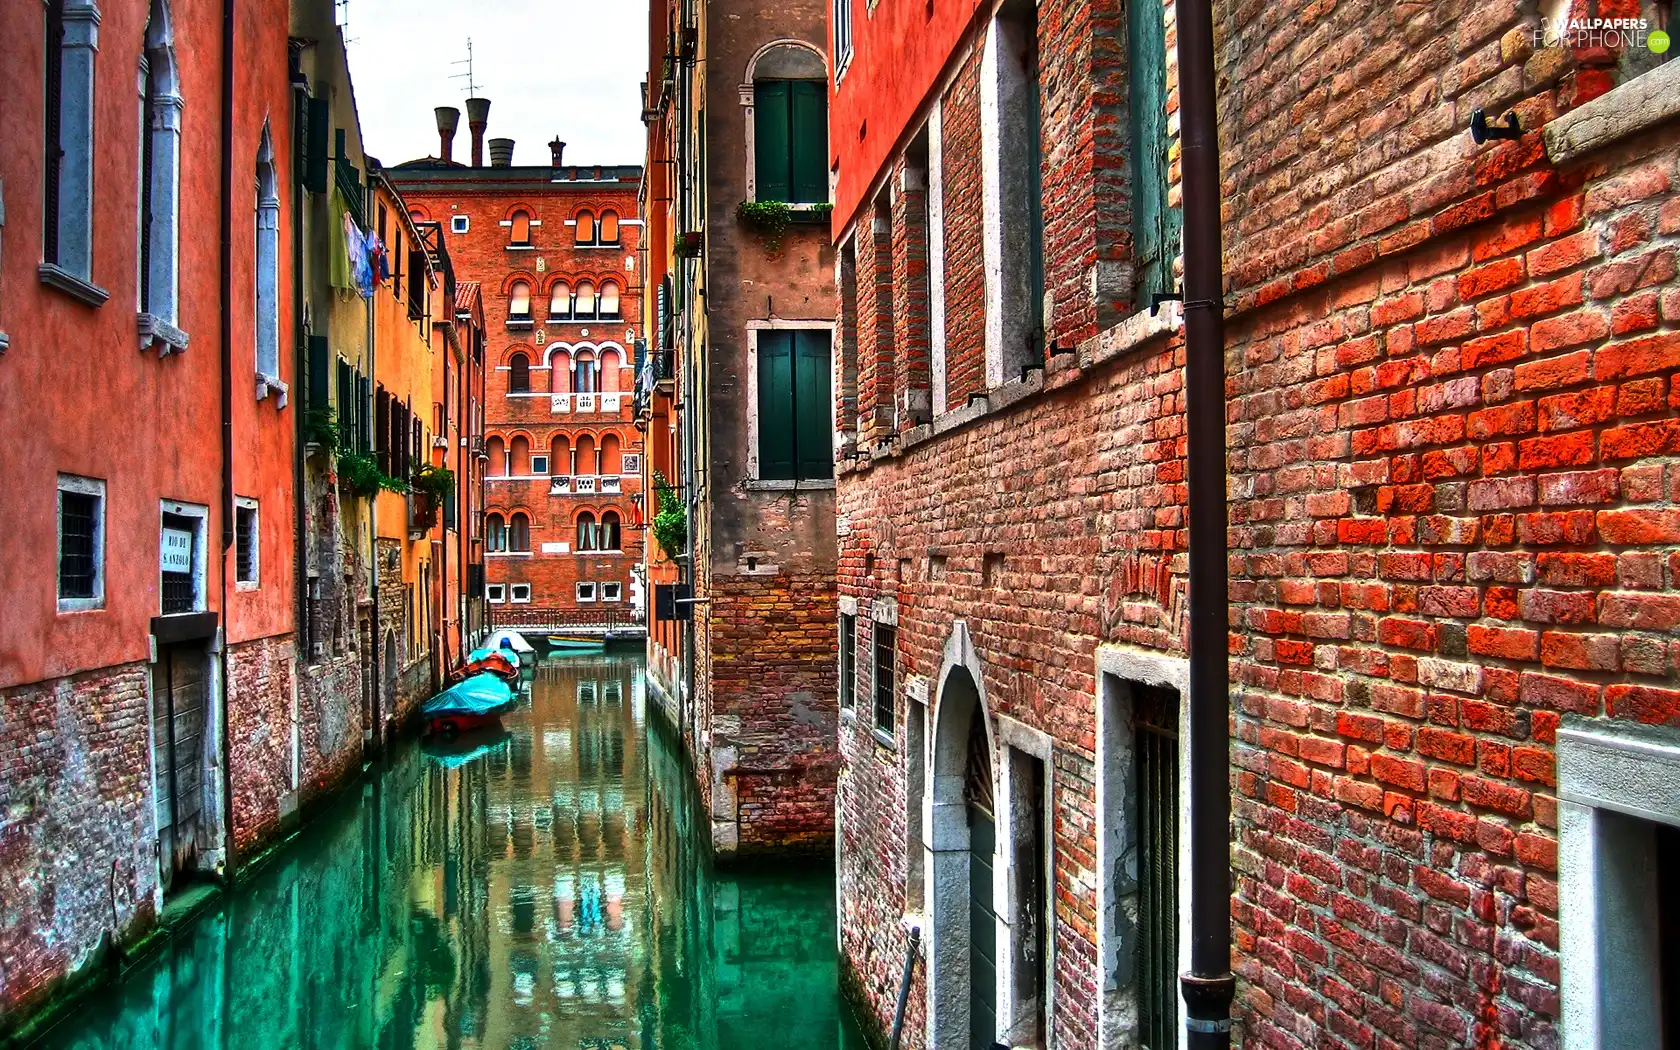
[828,1,1680,1048]
[390,111,646,635]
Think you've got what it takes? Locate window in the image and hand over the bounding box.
[487,435,507,476]
[576,511,598,551]
[576,582,597,602]
[1128,0,1177,304]
[574,351,598,394]
[984,0,1046,378]
[234,498,258,587]
[599,280,621,319]
[509,209,532,245]
[550,281,572,319]
[530,454,550,475]
[754,52,828,204]
[159,507,204,614]
[138,0,183,349]
[509,512,530,552]
[56,474,103,610]
[1135,683,1180,1050]
[602,582,622,602]
[254,124,282,394]
[575,210,596,245]
[42,0,101,294]
[600,511,621,551]
[509,435,530,475]
[600,433,623,473]
[487,583,506,602]
[451,214,469,234]
[575,280,597,320]
[508,281,532,324]
[487,512,507,552]
[756,328,833,481]
[509,352,530,393]
[599,211,620,245]
[510,583,531,603]
[839,613,855,709]
[832,0,853,78]
[872,624,895,739]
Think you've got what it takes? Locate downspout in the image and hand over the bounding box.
[1176,0,1236,1046]
[367,252,382,754]
[290,66,308,697]
[217,0,236,881]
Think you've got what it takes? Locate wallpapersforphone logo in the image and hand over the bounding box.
[1534,15,1671,54]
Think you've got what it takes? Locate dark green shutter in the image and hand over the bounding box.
[790,81,828,204]
[755,81,792,203]
[306,95,329,193]
[308,336,329,409]
[757,331,797,480]
[1129,0,1177,300]
[794,330,833,479]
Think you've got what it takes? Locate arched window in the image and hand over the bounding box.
[509,512,531,552]
[752,44,828,204]
[575,280,597,320]
[487,436,507,476]
[601,433,622,474]
[599,280,620,320]
[508,352,530,393]
[600,349,621,393]
[575,433,598,475]
[550,281,572,319]
[551,435,571,474]
[139,0,186,351]
[601,511,621,551]
[576,511,598,551]
[510,209,532,245]
[550,348,572,393]
[575,210,596,245]
[573,350,598,394]
[509,280,532,321]
[510,435,530,475]
[599,211,620,245]
[487,512,507,552]
[254,122,281,389]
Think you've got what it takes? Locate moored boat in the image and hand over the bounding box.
[423,671,519,737]
[484,628,536,666]
[547,632,606,653]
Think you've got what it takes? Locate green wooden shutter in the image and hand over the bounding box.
[305,96,330,193]
[755,81,792,203]
[757,331,797,480]
[1129,0,1176,300]
[308,336,329,410]
[790,81,828,204]
[794,330,834,480]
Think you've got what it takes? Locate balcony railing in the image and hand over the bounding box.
[576,393,597,413]
[601,393,621,412]
[549,474,630,496]
[550,393,571,414]
[602,476,621,493]
[575,476,598,494]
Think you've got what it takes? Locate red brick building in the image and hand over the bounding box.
[391,110,646,632]
[828,1,1680,1048]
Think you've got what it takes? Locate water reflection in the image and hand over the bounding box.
[38,652,865,1050]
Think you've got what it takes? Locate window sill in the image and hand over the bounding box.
[1543,59,1680,165]
[840,707,857,726]
[0,332,9,353]
[57,597,106,614]
[235,580,260,592]
[256,373,289,408]
[871,727,896,750]
[506,244,535,251]
[506,318,534,329]
[138,313,190,355]
[40,264,110,308]
[744,478,836,491]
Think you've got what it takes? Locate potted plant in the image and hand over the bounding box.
[652,471,688,558]
[736,199,792,251]
[303,407,340,456]
[336,437,408,499]
[676,231,704,258]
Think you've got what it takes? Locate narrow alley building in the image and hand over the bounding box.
[827,1,1680,1048]
[638,0,842,859]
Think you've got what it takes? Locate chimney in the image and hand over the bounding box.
[488,138,515,167]
[464,96,491,167]
[549,137,566,168]
[435,106,460,164]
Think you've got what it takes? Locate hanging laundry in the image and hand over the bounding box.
[330,191,354,292]
[347,216,375,299]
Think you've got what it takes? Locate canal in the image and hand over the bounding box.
[36,651,867,1050]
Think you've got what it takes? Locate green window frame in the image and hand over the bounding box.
[756,328,834,481]
[754,79,827,204]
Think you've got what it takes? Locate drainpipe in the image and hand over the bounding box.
[290,64,308,711]
[216,0,236,881]
[367,256,382,755]
[1176,0,1236,1046]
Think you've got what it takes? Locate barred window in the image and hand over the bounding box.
[873,623,895,739]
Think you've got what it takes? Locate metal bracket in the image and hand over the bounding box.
[1470,108,1522,143]
[1186,1017,1234,1034]
[1150,290,1182,316]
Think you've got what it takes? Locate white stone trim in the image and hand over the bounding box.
[138,0,184,354]
[159,498,210,615]
[979,12,1036,390]
[56,473,106,612]
[1543,59,1680,165]
[233,495,259,590]
[740,39,829,203]
[927,100,948,416]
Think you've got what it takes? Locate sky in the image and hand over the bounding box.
[344,0,649,169]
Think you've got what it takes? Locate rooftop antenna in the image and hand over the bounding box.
[449,38,480,98]
[335,0,356,43]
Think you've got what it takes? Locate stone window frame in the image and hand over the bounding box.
[486,583,506,603]
[137,0,186,354]
[39,0,109,308]
[233,495,259,590]
[0,176,10,352]
[254,120,285,402]
[923,101,948,417]
[837,596,858,718]
[56,472,106,612]
[738,39,829,207]
[994,712,1057,1048]
[576,581,597,603]
[1557,719,1680,1049]
[601,581,622,602]
[979,2,1041,390]
[159,498,210,615]
[1094,645,1193,1050]
[869,596,898,747]
[509,583,531,604]
[743,318,839,490]
[831,0,853,83]
[450,214,468,234]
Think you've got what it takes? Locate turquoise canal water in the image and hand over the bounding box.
[37,652,867,1050]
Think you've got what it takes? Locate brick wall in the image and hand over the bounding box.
[228,634,299,853]
[0,665,159,1030]
[938,51,987,412]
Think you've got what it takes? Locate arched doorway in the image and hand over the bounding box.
[384,629,399,720]
[927,626,1000,1050]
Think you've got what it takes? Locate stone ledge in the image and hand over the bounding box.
[1543,60,1680,164]
[138,312,189,355]
[1557,718,1680,825]
[39,263,110,308]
